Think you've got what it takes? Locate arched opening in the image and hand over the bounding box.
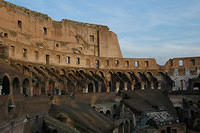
[22,78,30,96]
[100,111,104,114]
[106,110,111,117]
[193,82,200,90]
[13,77,20,95]
[119,81,124,90]
[88,83,93,93]
[2,76,10,95]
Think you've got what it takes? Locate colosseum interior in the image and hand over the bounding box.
[0,0,199,133]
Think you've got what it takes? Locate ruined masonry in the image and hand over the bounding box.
[0,0,199,133]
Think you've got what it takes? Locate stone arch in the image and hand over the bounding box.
[100,111,104,114]
[51,67,56,73]
[104,71,112,92]
[68,69,76,73]
[58,68,65,76]
[78,69,86,73]
[116,72,125,90]
[123,72,132,90]
[1,74,11,95]
[157,72,173,90]
[12,77,21,95]
[27,64,33,68]
[94,71,106,92]
[22,78,31,96]
[128,72,140,90]
[145,72,158,89]
[15,62,22,68]
[39,66,45,70]
[136,72,148,90]
[88,71,95,77]
[96,71,105,78]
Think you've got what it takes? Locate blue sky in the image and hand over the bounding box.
[6,0,200,65]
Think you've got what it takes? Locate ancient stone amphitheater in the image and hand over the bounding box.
[0,0,199,133]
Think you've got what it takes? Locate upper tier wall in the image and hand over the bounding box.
[0,0,122,58]
[164,57,200,69]
[0,0,200,70]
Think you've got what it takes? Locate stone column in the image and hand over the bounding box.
[93,83,96,93]
[105,80,110,93]
[10,80,13,95]
[158,82,162,90]
[131,81,135,91]
[85,84,88,93]
[116,82,120,92]
[133,114,136,128]
[141,82,145,90]
[151,82,155,89]
[106,85,110,93]
[29,80,33,96]
[124,82,128,91]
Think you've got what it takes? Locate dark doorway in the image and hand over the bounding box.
[106,110,111,117]
[23,79,30,96]
[2,76,10,95]
[46,55,50,65]
[13,77,20,95]
[88,83,93,93]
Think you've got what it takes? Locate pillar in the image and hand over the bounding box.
[133,114,136,128]
[131,81,135,91]
[85,84,88,93]
[106,80,110,93]
[10,80,13,95]
[141,82,145,90]
[124,82,128,91]
[158,82,162,90]
[106,86,110,93]
[29,80,33,96]
[93,83,96,93]
[151,82,155,89]
[116,82,120,92]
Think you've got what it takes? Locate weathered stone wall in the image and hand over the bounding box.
[164,57,200,91]
[0,0,122,59]
[0,0,200,95]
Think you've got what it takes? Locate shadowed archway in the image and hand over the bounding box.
[2,76,10,95]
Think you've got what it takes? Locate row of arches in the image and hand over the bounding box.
[0,74,31,96]
[2,61,174,97]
